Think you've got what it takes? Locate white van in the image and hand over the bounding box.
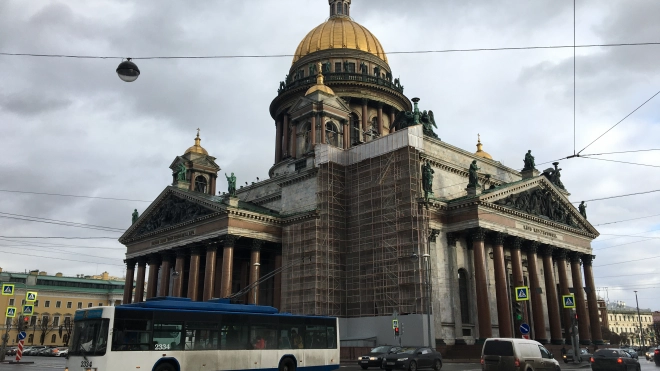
[481,338,561,371]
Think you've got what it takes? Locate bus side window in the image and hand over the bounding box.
[327,326,336,349]
[153,322,183,351]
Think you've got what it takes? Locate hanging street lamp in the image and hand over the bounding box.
[116,58,140,82]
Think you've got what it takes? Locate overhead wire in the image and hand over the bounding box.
[0,213,124,233]
[0,248,124,267]
[571,189,660,203]
[578,156,660,168]
[594,254,660,267]
[0,189,152,203]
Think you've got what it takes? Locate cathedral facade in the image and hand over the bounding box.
[120,0,603,347]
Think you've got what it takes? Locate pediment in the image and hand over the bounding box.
[120,188,222,242]
[480,177,597,235]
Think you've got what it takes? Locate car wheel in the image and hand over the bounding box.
[361,367,368,370]
[154,362,176,371]
[563,360,569,364]
[433,359,442,371]
[279,358,296,371]
[408,361,417,371]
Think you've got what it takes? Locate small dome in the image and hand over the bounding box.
[305,62,335,96]
[293,16,388,65]
[474,134,492,160]
[185,130,208,155]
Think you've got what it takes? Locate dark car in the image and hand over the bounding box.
[654,346,660,366]
[381,347,442,371]
[359,345,401,369]
[563,348,592,363]
[590,348,639,371]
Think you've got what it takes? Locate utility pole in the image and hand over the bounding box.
[634,291,645,348]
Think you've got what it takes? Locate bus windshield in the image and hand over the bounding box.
[70,319,110,356]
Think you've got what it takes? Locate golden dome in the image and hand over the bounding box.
[306,62,335,96]
[474,134,493,160]
[293,16,388,64]
[185,129,208,155]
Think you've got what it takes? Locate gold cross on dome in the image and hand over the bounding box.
[196,128,200,137]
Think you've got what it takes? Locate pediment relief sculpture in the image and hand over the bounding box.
[493,187,583,230]
[134,194,215,237]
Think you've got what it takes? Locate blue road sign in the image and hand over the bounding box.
[18,331,26,340]
[562,295,576,308]
[519,323,530,335]
[515,286,530,301]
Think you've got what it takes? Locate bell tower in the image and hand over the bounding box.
[329,0,351,18]
[170,129,220,195]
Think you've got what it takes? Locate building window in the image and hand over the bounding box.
[34,300,39,307]
[344,3,348,15]
[56,301,61,308]
[66,302,72,309]
[350,113,360,144]
[77,302,82,309]
[336,2,342,14]
[98,303,103,307]
[28,334,33,343]
[87,303,93,308]
[51,334,56,343]
[325,121,341,148]
[194,175,207,193]
[44,301,50,308]
[30,316,37,326]
[347,62,355,73]
[8,299,14,306]
[42,315,49,325]
[334,62,341,73]
[64,317,71,325]
[458,268,470,324]
[53,316,59,326]
[21,299,25,305]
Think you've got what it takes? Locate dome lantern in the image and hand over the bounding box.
[474,134,493,160]
[329,0,351,18]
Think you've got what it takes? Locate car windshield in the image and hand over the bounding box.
[397,347,417,354]
[371,346,391,353]
[70,319,109,356]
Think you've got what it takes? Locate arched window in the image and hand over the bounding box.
[301,122,312,153]
[350,113,360,144]
[344,3,348,15]
[51,334,56,343]
[458,268,470,324]
[194,175,207,193]
[337,2,342,15]
[325,121,341,148]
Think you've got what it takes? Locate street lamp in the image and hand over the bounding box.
[253,263,260,305]
[116,58,140,82]
[422,253,432,348]
[634,290,645,348]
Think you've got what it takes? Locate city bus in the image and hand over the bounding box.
[65,296,339,371]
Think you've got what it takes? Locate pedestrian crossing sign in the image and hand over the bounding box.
[25,291,37,302]
[562,294,576,308]
[515,286,530,301]
[6,307,16,318]
[22,305,34,316]
[2,283,14,296]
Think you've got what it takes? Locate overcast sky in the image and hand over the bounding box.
[1,0,659,311]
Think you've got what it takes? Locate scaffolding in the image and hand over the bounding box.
[282,146,428,318]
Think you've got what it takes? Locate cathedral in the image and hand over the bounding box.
[120,0,603,349]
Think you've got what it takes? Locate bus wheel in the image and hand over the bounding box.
[279,358,296,371]
[154,362,176,371]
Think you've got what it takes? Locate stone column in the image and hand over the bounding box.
[188,171,196,191]
[492,232,512,338]
[540,246,563,344]
[556,249,572,344]
[214,252,223,298]
[172,249,186,297]
[390,109,396,133]
[282,114,289,158]
[320,115,326,144]
[447,233,463,343]
[509,237,526,336]
[311,114,317,147]
[158,253,173,297]
[134,257,147,303]
[526,242,547,343]
[361,98,369,134]
[221,235,237,298]
[249,240,264,304]
[290,122,297,159]
[273,252,282,310]
[123,259,136,304]
[275,120,282,163]
[582,255,604,344]
[570,252,591,344]
[187,247,203,300]
[203,242,219,301]
[377,102,384,136]
[343,120,350,149]
[146,255,161,300]
[471,228,492,340]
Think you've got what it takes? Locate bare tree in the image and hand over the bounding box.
[60,317,73,346]
[38,316,54,345]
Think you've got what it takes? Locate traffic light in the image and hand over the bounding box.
[22,316,29,326]
[394,327,400,337]
[514,303,523,321]
[571,310,578,326]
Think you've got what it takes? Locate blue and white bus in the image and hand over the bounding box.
[65,297,339,371]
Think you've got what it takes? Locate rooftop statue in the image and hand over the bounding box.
[578,201,587,219]
[467,160,481,188]
[225,172,237,197]
[391,98,438,138]
[543,162,566,190]
[523,150,536,171]
[132,209,139,224]
[176,163,187,181]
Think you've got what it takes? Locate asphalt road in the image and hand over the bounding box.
[0,355,657,371]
